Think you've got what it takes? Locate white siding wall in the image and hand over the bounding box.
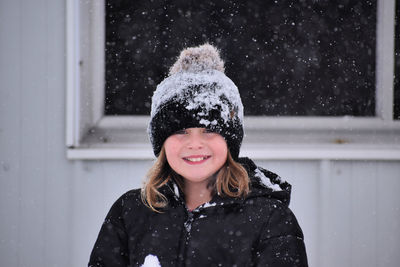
[0,1,399,267]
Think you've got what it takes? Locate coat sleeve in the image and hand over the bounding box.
[253,203,308,267]
[88,197,129,267]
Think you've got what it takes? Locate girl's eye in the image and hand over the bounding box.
[174,129,187,135]
[203,129,215,134]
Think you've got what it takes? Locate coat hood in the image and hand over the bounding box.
[237,157,292,206]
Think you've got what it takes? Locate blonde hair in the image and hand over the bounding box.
[141,146,250,212]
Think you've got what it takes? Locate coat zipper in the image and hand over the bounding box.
[177,210,196,267]
[184,211,194,232]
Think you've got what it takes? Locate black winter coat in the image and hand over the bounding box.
[89,157,308,267]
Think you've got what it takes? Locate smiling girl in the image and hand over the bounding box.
[89,44,308,267]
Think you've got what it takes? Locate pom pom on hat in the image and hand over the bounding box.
[148,43,244,159]
[169,43,225,75]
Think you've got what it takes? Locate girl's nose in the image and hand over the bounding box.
[187,130,204,149]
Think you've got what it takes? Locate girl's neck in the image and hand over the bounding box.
[184,180,213,211]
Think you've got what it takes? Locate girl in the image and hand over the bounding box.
[89,44,308,266]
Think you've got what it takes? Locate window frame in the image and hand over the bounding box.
[66,0,400,160]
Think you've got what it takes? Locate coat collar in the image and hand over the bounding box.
[159,157,292,211]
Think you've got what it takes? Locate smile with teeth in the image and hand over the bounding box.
[183,156,211,162]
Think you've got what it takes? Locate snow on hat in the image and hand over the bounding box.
[148,43,244,159]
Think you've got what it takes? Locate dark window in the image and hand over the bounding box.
[105,0,376,116]
[395,0,400,120]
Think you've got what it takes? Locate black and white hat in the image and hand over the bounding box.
[148,44,244,159]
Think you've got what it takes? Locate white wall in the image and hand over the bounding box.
[0,1,399,267]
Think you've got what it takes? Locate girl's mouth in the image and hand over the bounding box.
[183,155,211,164]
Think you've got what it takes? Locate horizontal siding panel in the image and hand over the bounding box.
[350,161,378,267]
[0,0,21,266]
[377,162,400,267]
[71,160,107,267]
[44,0,73,265]
[19,0,48,265]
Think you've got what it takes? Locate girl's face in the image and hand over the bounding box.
[164,128,228,186]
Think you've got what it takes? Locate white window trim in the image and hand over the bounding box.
[66,0,400,160]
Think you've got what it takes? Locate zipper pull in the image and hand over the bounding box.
[184,212,194,232]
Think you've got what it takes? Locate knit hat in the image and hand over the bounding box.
[148,44,244,159]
